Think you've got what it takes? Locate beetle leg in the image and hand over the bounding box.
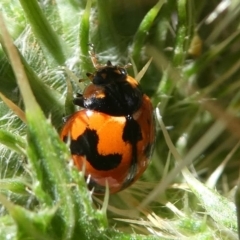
[73,93,85,107]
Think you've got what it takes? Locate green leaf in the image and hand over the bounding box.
[183,169,237,233]
[0,129,26,155]
[79,0,92,71]
[0,194,55,240]
[19,0,68,65]
[132,0,165,63]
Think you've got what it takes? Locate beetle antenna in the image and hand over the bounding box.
[88,43,102,69]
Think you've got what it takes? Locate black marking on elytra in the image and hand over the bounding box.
[121,143,138,190]
[66,128,122,171]
[121,116,143,189]
[122,115,142,144]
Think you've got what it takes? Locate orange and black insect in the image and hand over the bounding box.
[61,47,155,194]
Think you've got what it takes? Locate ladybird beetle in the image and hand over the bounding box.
[60,50,155,194]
